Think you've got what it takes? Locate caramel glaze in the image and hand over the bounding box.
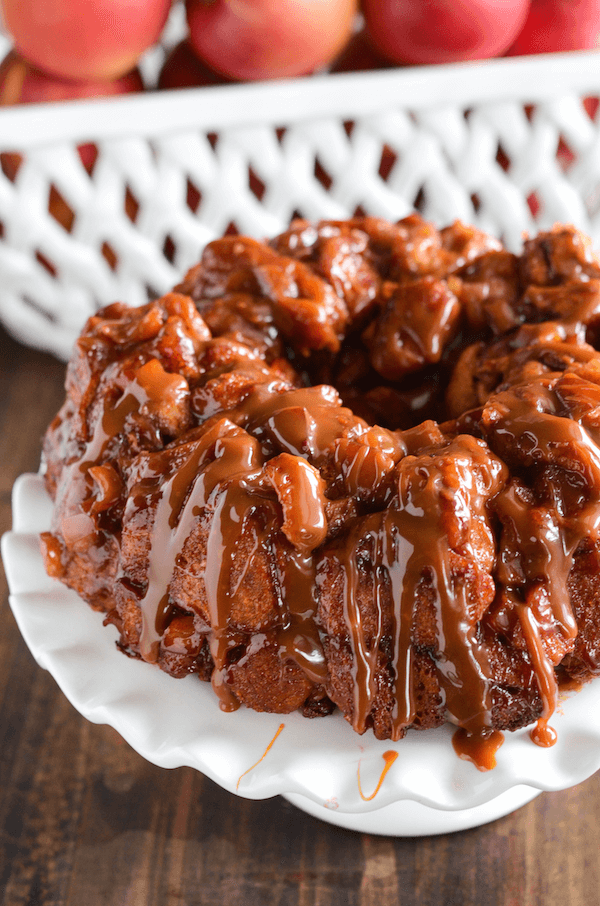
[452,727,505,771]
[328,434,508,740]
[480,368,600,746]
[40,217,600,759]
[132,412,331,709]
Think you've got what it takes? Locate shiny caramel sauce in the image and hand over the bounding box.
[530,718,558,748]
[332,433,508,740]
[452,728,505,772]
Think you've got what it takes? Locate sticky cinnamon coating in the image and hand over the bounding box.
[41,216,600,748]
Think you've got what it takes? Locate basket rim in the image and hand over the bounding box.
[1,49,600,150]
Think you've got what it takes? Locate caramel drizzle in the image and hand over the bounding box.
[204,476,271,707]
[236,382,356,464]
[338,437,502,740]
[517,604,559,747]
[56,366,161,548]
[494,485,573,745]
[337,518,386,733]
[236,723,285,790]
[389,475,492,738]
[487,376,600,746]
[275,545,327,684]
[137,422,267,706]
[388,526,416,730]
[136,428,231,620]
[452,727,505,771]
[82,358,189,470]
[357,750,399,801]
[63,373,345,707]
[136,382,347,704]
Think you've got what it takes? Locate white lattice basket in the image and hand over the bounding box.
[2,40,600,360]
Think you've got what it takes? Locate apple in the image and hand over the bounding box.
[158,39,229,90]
[363,0,532,65]
[0,0,172,82]
[185,0,359,81]
[507,0,600,54]
[0,50,144,106]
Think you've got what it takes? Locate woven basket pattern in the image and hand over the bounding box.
[1,55,600,358]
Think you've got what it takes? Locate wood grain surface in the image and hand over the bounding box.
[1,326,599,906]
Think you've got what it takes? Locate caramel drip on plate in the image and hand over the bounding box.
[236,723,286,790]
[357,750,399,801]
[452,727,505,771]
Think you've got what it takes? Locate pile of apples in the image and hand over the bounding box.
[0,0,599,107]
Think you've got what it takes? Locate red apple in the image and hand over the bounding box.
[0,0,172,82]
[507,0,600,54]
[185,0,359,81]
[0,50,144,106]
[363,0,532,65]
[158,39,229,90]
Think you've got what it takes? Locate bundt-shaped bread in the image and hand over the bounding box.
[41,214,600,754]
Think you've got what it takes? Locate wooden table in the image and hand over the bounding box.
[1,324,599,906]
